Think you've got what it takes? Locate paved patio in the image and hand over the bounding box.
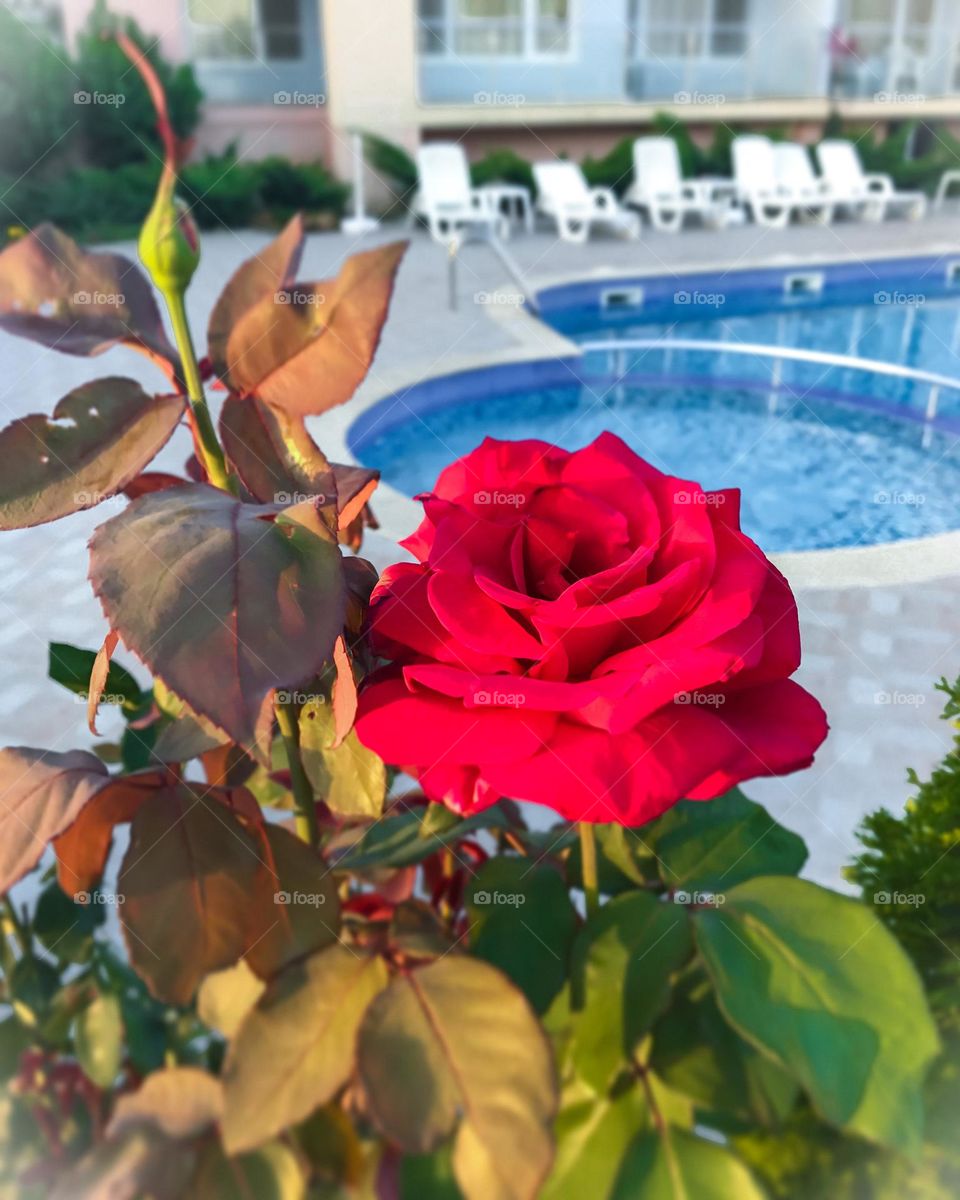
[1,215,958,887]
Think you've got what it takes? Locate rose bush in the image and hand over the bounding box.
[356,434,828,825]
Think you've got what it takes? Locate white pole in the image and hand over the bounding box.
[341,132,380,235]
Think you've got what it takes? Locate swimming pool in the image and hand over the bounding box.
[350,257,960,554]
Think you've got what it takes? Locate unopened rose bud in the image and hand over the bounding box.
[139,169,200,295]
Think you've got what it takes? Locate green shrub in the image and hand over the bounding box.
[180,155,264,230]
[581,135,635,194]
[253,155,350,223]
[74,0,203,168]
[0,8,74,174]
[470,148,536,194]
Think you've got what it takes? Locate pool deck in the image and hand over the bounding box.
[2,214,959,887]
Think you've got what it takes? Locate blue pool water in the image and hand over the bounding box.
[353,264,960,553]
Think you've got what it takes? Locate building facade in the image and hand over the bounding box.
[56,0,960,193]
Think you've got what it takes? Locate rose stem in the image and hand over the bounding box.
[275,699,318,847]
[579,821,600,918]
[163,288,236,493]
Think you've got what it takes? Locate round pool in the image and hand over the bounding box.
[351,367,960,554]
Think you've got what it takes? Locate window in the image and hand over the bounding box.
[417,0,570,57]
[642,0,747,59]
[187,0,303,62]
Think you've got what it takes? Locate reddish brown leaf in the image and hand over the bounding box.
[207,216,305,381]
[53,770,168,897]
[122,472,188,500]
[0,748,119,894]
[0,225,179,377]
[330,636,357,749]
[218,393,379,541]
[88,484,346,760]
[0,379,185,531]
[119,784,271,1004]
[222,241,407,416]
[87,630,120,735]
[244,823,341,981]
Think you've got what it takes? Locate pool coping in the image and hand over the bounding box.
[318,243,960,590]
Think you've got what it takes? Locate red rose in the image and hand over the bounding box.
[355,434,827,826]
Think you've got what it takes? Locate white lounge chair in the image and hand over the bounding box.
[533,162,640,243]
[816,140,926,222]
[412,143,506,244]
[625,137,735,232]
[774,143,834,225]
[732,135,806,229]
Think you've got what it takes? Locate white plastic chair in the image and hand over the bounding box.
[816,141,926,222]
[412,143,506,244]
[625,137,734,232]
[732,135,805,229]
[533,162,640,243]
[774,143,834,225]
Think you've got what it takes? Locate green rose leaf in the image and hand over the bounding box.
[48,641,143,710]
[570,892,693,1093]
[541,1083,648,1200]
[222,944,388,1154]
[336,804,510,871]
[357,956,557,1200]
[88,484,346,757]
[610,1129,766,1200]
[654,790,807,892]
[649,971,798,1126]
[75,992,124,1089]
[118,786,269,1004]
[694,875,940,1153]
[465,857,577,1014]
[299,697,386,821]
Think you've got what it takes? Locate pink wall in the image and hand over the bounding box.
[194,104,331,163]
